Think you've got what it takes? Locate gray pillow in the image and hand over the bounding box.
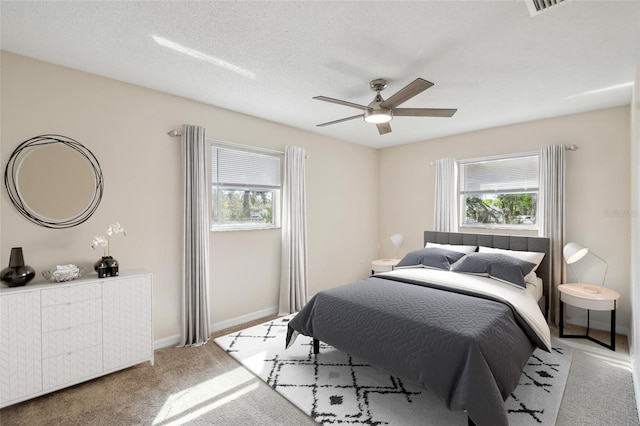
[396,248,466,270]
[451,253,537,288]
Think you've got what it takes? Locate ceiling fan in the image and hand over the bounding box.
[313,78,457,135]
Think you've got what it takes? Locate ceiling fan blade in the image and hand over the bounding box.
[313,96,370,111]
[380,78,434,109]
[316,114,363,127]
[376,122,392,135]
[393,108,457,117]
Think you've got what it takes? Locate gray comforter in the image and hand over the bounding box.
[286,275,544,426]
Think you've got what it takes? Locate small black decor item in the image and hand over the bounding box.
[94,256,119,278]
[94,257,108,278]
[106,256,119,277]
[91,222,125,278]
[1,247,36,287]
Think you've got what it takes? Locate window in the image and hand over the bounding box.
[459,154,539,229]
[210,144,281,231]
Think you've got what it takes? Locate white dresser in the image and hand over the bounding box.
[0,269,153,408]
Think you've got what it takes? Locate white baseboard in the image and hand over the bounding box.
[210,305,279,333]
[153,305,279,350]
[154,334,181,350]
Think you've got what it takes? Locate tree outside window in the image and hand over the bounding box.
[464,193,536,225]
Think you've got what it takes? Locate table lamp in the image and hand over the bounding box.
[563,242,608,293]
[378,233,405,259]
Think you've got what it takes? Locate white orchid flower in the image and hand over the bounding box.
[107,222,126,236]
[91,235,108,250]
[92,222,126,256]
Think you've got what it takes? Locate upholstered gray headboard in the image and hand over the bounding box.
[424,231,551,319]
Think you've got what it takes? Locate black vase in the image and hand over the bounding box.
[1,247,36,287]
[94,256,119,278]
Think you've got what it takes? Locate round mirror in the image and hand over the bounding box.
[5,135,103,228]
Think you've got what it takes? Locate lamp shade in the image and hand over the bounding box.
[563,242,589,264]
[390,233,405,248]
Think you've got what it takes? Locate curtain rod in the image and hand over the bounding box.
[429,144,578,165]
[168,129,285,156]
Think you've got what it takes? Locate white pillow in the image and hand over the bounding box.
[524,270,539,286]
[425,242,477,254]
[478,246,545,272]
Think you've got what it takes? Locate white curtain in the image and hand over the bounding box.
[279,146,308,315]
[434,158,459,232]
[538,144,566,326]
[179,124,211,346]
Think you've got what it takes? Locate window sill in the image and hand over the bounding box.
[211,225,281,232]
[460,224,539,232]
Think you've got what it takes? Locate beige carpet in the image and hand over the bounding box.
[554,325,638,426]
[0,318,637,426]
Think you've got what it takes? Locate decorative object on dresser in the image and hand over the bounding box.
[91,222,126,277]
[0,247,36,287]
[94,256,119,278]
[563,242,608,293]
[41,264,82,282]
[0,269,153,408]
[4,134,104,229]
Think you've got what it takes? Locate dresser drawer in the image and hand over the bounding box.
[41,297,102,333]
[41,282,101,307]
[42,345,103,390]
[42,322,102,359]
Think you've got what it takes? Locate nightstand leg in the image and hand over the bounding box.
[611,309,616,351]
[559,300,564,337]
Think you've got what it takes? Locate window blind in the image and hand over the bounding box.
[460,155,539,194]
[211,146,281,189]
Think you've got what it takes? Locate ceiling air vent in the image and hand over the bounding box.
[525,0,566,16]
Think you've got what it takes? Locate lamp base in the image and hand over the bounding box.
[581,284,603,294]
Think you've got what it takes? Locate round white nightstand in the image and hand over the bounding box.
[558,283,620,351]
[371,259,400,274]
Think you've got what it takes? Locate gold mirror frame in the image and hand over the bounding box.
[4,134,104,229]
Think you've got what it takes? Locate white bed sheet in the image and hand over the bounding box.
[528,276,543,302]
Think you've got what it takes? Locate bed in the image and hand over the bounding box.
[286,231,551,426]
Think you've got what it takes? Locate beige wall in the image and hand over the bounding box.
[0,52,379,343]
[379,106,632,332]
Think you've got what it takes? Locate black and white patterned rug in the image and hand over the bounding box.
[214,315,572,425]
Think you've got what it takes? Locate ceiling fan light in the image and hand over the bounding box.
[364,110,393,124]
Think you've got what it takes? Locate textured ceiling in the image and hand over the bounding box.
[1,1,639,148]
